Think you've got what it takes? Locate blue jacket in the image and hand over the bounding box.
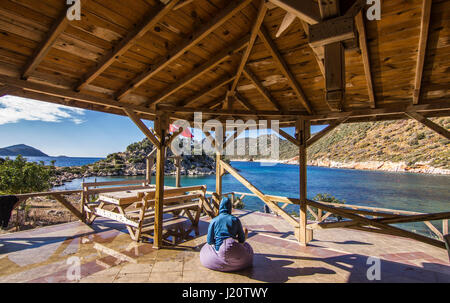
[207,198,246,251]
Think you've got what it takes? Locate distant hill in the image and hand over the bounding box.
[226,118,450,174]
[0,144,48,157]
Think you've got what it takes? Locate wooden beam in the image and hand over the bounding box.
[268,0,321,25]
[413,0,432,104]
[355,11,376,109]
[308,16,356,48]
[271,127,299,146]
[243,66,282,111]
[52,194,85,223]
[116,0,253,100]
[22,3,72,79]
[123,107,161,148]
[0,75,158,118]
[306,116,349,147]
[301,21,325,76]
[177,75,235,107]
[405,111,450,140]
[145,35,249,106]
[231,0,267,93]
[258,26,314,114]
[173,0,194,10]
[76,0,179,91]
[234,92,256,111]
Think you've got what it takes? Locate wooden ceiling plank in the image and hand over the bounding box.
[116,0,253,100]
[413,0,432,105]
[355,11,376,109]
[268,0,321,24]
[405,111,449,140]
[258,26,313,114]
[76,0,179,91]
[21,5,71,79]
[243,66,282,111]
[145,35,249,107]
[231,0,267,93]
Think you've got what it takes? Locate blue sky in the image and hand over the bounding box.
[0,95,325,157]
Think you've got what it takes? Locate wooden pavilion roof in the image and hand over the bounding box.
[0,0,448,126]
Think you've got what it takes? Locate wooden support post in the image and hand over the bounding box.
[325,42,345,111]
[444,220,448,235]
[153,113,168,249]
[296,118,311,245]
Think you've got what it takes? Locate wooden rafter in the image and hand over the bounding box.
[300,20,325,76]
[268,0,320,25]
[173,0,194,10]
[234,91,256,111]
[272,127,299,146]
[116,0,253,100]
[21,3,73,79]
[413,0,432,105]
[177,75,235,107]
[145,35,249,107]
[230,0,267,93]
[243,66,282,111]
[123,107,161,148]
[355,11,376,109]
[76,0,179,91]
[258,26,314,114]
[405,111,450,140]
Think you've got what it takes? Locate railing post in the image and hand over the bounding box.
[214,152,223,214]
[175,156,181,188]
[444,219,448,235]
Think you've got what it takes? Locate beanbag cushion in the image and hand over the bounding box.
[200,238,254,272]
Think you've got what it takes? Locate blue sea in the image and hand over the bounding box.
[48,158,450,237]
[10,156,448,237]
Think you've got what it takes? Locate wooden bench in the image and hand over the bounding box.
[81,179,152,223]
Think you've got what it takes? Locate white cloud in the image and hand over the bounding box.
[0,96,85,125]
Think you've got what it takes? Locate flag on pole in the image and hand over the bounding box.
[169,124,194,138]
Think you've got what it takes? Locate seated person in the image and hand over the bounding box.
[200,198,254,272]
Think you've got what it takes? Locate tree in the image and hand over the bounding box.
[312,193,346,221]
[0,155,52,194]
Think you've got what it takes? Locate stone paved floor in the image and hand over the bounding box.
[0,210,449,283]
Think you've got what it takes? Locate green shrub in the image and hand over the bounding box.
[0,155,52,194]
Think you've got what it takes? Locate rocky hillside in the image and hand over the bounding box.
[228,118,450,174]
[53,138,215,186]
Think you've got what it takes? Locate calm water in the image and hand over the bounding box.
[53,160,450,237]
[0,156,104,167]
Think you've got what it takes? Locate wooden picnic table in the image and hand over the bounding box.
[84,184,212,242]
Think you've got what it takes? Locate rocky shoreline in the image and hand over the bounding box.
[285,158,450,175]
[229,158,450,175]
